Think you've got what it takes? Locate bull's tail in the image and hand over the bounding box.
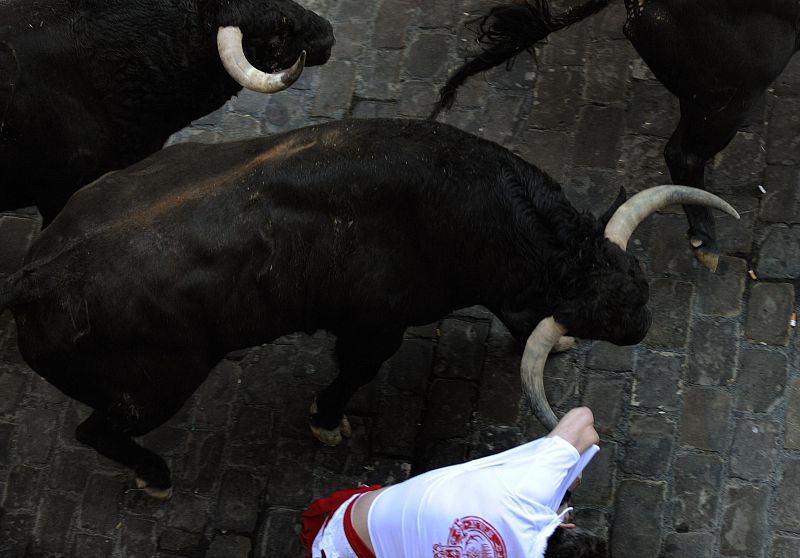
[430,0,609,118]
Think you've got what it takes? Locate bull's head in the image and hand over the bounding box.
[523,186,739,429]
[215,0,335,93]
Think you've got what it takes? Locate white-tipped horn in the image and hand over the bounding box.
[217,26,305,93]
[520,316,569,431]
[604,185,740,250]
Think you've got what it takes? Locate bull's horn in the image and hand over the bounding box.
[520,316,568,431]
[604,185,740,250]
[217,26,305,93]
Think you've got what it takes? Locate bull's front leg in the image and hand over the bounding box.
[310,328,404,446]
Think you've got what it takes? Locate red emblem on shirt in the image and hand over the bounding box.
[433,516,507,558]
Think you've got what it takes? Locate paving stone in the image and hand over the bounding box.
[255,507,305,558]
[745,282,794,345]
[214,469,261,532]
[73,533,113,558]
[541,18,590,66]
[758,225,800,279]
[158,528,205,555]
[712,132,766,194]
[695,256,747,318]
[371,389,424,457]
[165,492,211,533]
[587,341,634,371]
[572,440,616,507]
[373,0,416,48]
[514,128,572,182]
[531,66,585,130]
[420,379,477,440]
[0,422,13,469]
[350,98,397,119]
[541,351,581,416]
[775,458,800,532]
[711,193,757,255]
[760,165,800,223]
[590,0,627,39]
[729,420,780,482]
[585,40,634,104]
[662,532,715,558]
[3,465,41,510]
[0,513,34,558]
[433,317,489,381]
[265,440,316,507]
[396,80,440,119]
[478,93,527,144]
[179,431,227,493]
[0,216,39,274]
[193,359,239,428]
[141,425,190,459]
[786,379,800,450]
[118,515,156,558]
[574,105,625,168]
[405,33,451,80]
[720,484,769,556]
[625,80,679,138]
[562,168,619,215]
[736,349,787,414]
[33,492,77,554]
[617,134,670,193]
[647,214,697,278]
[680,386,731,452]
[80,474,124,532]
[631,349,685,411]
[311,60,357,119]
[767,96,800,165]
[232,406,275,443]
[771,535,800,558]
[580,376,627,435]
[15,407,58,465]
[622,414,675,478]
[686,320,738,386]
[477,353,523,424]
[207,534,252,558]
[611,480,665,558]
[357,48,406,101]
[644,279,694,348]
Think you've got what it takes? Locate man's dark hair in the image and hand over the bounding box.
[545,527,609,558]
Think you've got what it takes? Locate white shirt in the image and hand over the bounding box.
[367,435,599,558]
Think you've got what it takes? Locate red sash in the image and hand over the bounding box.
[299,485,382,557]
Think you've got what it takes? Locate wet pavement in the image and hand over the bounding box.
[1,0,800,556]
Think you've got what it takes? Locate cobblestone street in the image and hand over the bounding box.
[2,0,800,556]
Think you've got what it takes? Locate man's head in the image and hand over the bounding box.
[546,527,609,558]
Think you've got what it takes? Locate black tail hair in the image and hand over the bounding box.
[430,0,609,119]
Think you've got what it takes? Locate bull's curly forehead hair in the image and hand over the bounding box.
[546,526,609,558]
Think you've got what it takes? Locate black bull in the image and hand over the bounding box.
[0,119,737,496]
[0,0,334,222]
[433,0,799,271]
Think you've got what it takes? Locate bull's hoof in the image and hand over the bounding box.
[690,239,719,272]
[552,336,576,354]
[135,477,173,500]
[309,401,352,447]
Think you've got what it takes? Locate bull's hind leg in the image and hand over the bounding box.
[664,99,751,271]
[72,350,214,498]
[76,410,174,499]
[311,328,404,446]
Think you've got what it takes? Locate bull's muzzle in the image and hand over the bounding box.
[522,185,738,430]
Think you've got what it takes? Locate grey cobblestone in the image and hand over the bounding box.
[775,458,800,533]
[680,386,732,452]
[720,484,770,557]
[673,452,724,532]
[729,420,780,482]
[745,282,795,345]
[611,480,665,558]
[663,532,715,558]
[736,349,787,414]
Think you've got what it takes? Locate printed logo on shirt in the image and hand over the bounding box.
[432,516,507,558]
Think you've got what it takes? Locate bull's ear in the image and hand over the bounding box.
[599,187,627,227]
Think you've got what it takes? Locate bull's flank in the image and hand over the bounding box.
[0,118,736,497]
